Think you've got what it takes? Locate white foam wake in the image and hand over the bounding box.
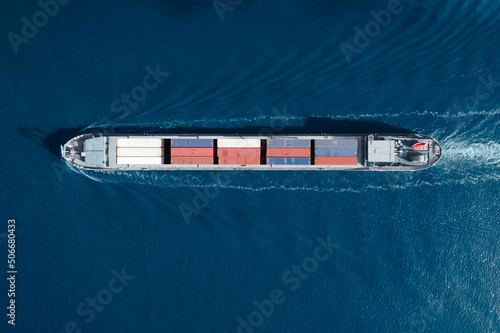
[85,113,306,130]
[84,108,500,130]
[442,141,500,165]
[307,109,500,120]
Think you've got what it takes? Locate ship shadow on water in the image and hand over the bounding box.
[154,117,416,136]
[19,125,85,157]
[20,117,415,157]
[89,117,415,136]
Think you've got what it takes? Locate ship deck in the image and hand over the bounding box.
[61,133,441,171]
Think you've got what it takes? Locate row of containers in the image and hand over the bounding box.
[170,138,262,165]
[267,139,311,165]
[168,138,358,165]
[265,139,357,165]
[116,138,358,165]
[314,139,357,165]
[116,138,164,165]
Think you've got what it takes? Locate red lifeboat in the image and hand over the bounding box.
[411,142,429,150]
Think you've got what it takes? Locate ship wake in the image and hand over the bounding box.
[442,141,500,165]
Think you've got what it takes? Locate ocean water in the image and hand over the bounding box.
[1,0,500,332]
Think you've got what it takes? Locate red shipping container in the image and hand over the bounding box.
[218,148,261,157]
[267,148,310,157]
[218,157,261,165]
[170,148,213,157]
[171,157,214,164]
[314,156,357,165]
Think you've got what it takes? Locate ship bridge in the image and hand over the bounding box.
[367,140,395,163]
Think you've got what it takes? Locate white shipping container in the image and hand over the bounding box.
[116,138,163,148]
[217,139,261,148]
[117,147,163,157]
[116,156,163,165]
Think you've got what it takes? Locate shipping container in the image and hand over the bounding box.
[267,139,310,148]
[116,138,163,148]
[117,147,163,157]
[217,139,261,148]
[217,148,261,157]
[314,139,357,148]
[171,139,214,147]
[171,157,214,164]
[267,157,310,165]
[218,156,261,165]
[170,148,214,157]
[314,148,357,157]
[314,156,358,165]
[267,148,310,157]
[116,156,163,165]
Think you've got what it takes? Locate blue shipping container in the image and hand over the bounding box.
[267,139,310,148]
[267,157,311,165]
[314,139,357,148]
[171,139,214,147]
[315,148,357,157]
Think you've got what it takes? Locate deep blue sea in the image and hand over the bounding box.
[1,0,500,332]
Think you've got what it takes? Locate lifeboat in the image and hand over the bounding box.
[411,142,429,150]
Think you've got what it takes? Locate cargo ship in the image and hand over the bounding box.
[61,133,441,171]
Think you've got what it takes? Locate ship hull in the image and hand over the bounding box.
[61,133,441,171]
